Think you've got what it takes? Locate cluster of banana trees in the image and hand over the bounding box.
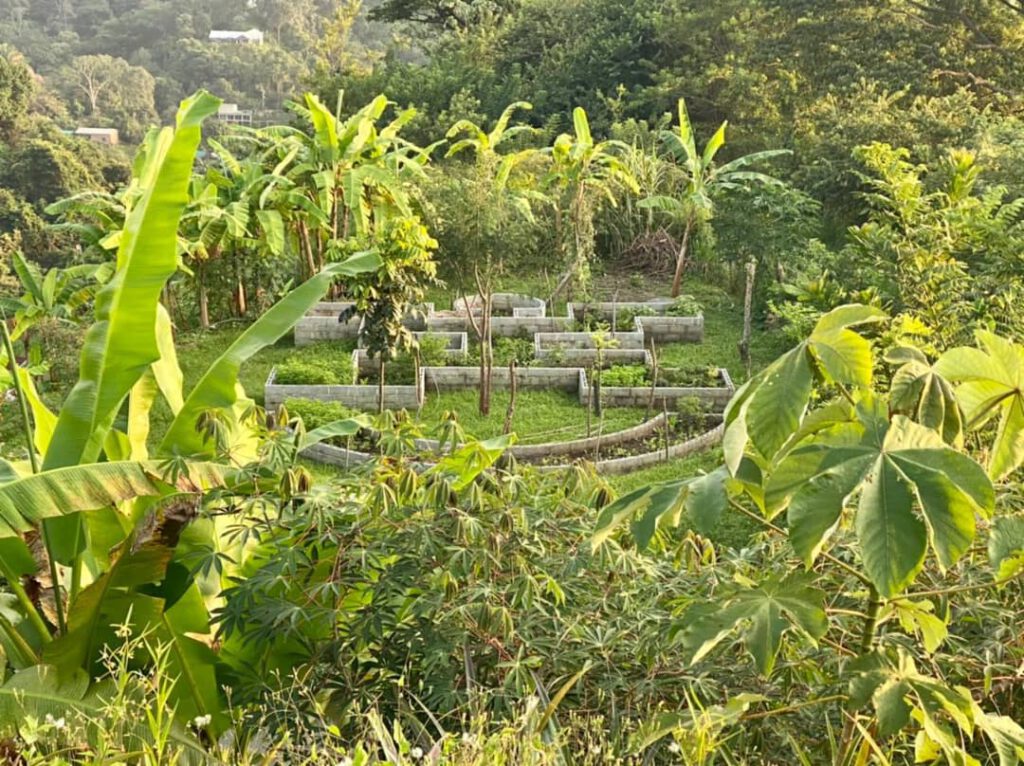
[0,92,380,740]
[39,93,789,338]
[180,93,433,328]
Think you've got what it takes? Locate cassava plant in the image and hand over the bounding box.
[595,305,1024,762]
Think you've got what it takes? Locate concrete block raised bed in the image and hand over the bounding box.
[534,330,649,366]
[534,330,646,350]
[295,302,435,344]
[635,314,704,343]
[455,293,546,316]
[579,367,735,411]
[568,300,705,344]
[265,366,423,413]
[423,365,581,393]
[535,347,651,367]
[354,332,467,375]
[295,302,362,345]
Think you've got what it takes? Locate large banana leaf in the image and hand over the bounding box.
[0,461,232,537]
[41,92,220,564]
[159,250,380,458]
[44,546,227,732]
[43,92,220,471]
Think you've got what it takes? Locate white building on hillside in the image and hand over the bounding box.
[208,28,264,44]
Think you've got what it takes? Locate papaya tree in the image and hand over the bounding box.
[343,215,439,413]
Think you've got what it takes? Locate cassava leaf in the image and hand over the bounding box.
[936,331,1024,479]
[769,410,992,597]
[674,573,827,675]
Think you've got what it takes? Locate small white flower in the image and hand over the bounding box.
[44,714,66,730]
[192,714,212,728]
[668,741,681,754]
[411,746,424,759]
[589,744,601,754]
[337,758,353,766]
[461,732,477,745]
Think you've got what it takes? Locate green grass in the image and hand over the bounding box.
[417,389,649,444]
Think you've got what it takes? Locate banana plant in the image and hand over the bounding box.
[0,251,112,344]
[543,107,638,299]
[641,98,790,297]
[270,93,434,280]
[0,91,381,736]
[445,102,545,416]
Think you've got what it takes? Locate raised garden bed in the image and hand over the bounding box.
[423,365,582,393]
[569,298,704,343]
[426,313,572,337]
[294,302,435,344]
[533,330,649,367]
[287,395,724,476]
[454,292,547,317]
[355,332,467,375]
[295,302,362,345]
[265,365,422,412]
[580,366,734,410]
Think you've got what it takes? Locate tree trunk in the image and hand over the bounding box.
[503,359,517,435]
[739,259,756,377]
[198,261,210,330]
[670,218,694,298]
[298,222,317,280]
[378,357,386,414]
[479,307,492,417]
[234,253,247,317]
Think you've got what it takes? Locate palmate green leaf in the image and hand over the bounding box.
[769,408,993,597]
[159,250,381,458]
[936,331,1024,479]
[591,468,730,550]
[975,705,1024,766]
[880,599,948,654]
[431,434,515,490]
[849,651,974,740]
[724,304,886,468]
[0,461,231,537]
[674,573,827,675]
[888,348,963,446]
[988,515,1024,582]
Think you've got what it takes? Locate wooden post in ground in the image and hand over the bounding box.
[739,259,756,378]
